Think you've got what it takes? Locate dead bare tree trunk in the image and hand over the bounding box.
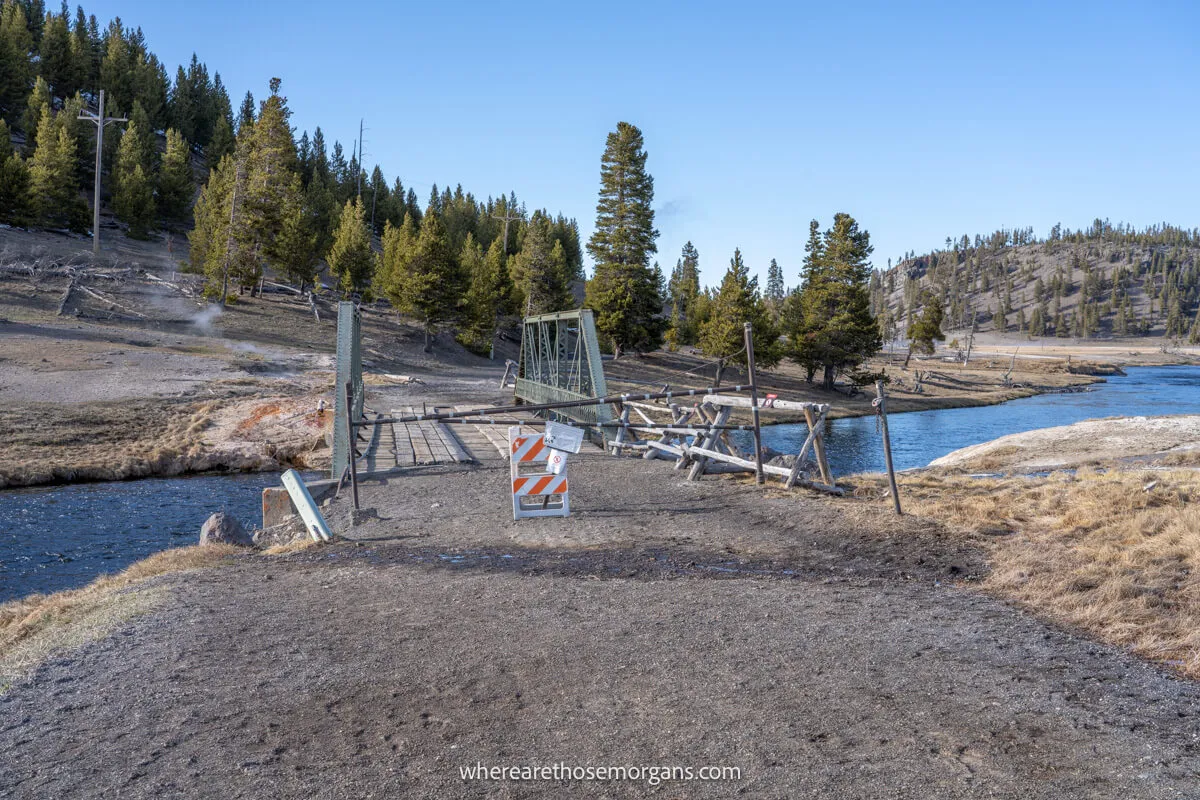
[57,278,76,316]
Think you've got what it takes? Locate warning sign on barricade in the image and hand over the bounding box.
[509,427,570,519]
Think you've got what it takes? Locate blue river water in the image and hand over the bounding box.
[747,365,1200,476]
[2,365,1199,604]
[0,472,296,604]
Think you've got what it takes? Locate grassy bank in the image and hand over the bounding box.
[856,468,1200,678]
[0,545,247,691]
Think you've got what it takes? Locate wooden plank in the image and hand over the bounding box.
[609,404,630,455]
[438,424,473,462]
[784,418,820,490]
[806,407,834,486]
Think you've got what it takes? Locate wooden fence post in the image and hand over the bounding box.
[875,380,901,516]
[744,321,765,485]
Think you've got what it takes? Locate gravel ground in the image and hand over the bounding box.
[1,453,1198,798]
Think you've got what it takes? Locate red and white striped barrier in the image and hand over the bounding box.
[509,427,570,519]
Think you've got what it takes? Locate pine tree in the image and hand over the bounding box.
[274,198,319,291]
[113,118,155,238]
[785,215,881,389]
[232,79,304,289]
[236,90,254,136]
[665,241,702,347]
[0,119,31,224]
[907,292,945,355]
[189,152,256,299]
[206,114,234,166]
[38,8,73,95]
[381,207,463,352]
[511,210,572,314]
[20,75,50,153]
[156,128,193,221]
[459,234,507,354]
[698,248,779,384]
[123,101,156,171]
[766,258,785,304]
[584,121,664,356]
[68,6,95,92]
[326,198,374,294]
[1030,305,1045,337]
[29,106,84,230]
[377,212,417,300]
[0,2,33,123]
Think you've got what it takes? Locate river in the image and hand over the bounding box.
[0,472,296,604]
[749,365,1200,475]
[3,365,1200,604]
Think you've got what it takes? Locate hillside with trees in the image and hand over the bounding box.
[0,1,890,383]
[0,0,585,355]
[875,221,1200,344]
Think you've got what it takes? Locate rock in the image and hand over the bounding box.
[252,516,309,548]
[199,512,254,547]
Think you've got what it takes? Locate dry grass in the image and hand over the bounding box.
[261,538,319,556]
[1159,449,1200,467]
[857,469,1200,677]
[0,545,241,690]
[948,444,1024,472]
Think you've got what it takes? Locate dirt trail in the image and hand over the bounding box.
[2,453,1199,798]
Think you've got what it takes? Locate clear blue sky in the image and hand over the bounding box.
[89,0,1199,287]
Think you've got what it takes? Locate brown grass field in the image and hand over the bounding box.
[855,467,1200,678]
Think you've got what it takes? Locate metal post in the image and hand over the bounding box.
[875,380,902,515]
[744,322,764,485]
[345,381,360,511]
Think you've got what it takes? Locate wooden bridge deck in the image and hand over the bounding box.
[356,405,603,475]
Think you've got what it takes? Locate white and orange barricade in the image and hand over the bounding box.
[509,426,570,519]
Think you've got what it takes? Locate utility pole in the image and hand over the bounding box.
[77,89,127,258]
[492,206,522,255]
[356,118,363,199]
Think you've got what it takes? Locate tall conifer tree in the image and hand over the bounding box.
[326,197,374,294]
[512,210,572,314]
[785,215,881,389]
[698,248,779,384]
[585,121,664,356]
[381,207,463,351]
[156,128,193,221]
[29,106,84,230]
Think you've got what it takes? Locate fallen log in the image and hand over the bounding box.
[689,445,843,495]
[77,285,147,318]
[56,278,76,315]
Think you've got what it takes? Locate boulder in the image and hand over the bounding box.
[199,511,254,547]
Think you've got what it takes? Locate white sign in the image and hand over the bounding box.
[544,421,584,454]
[547,448,567,474]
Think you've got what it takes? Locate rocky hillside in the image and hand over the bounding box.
[874,222,1200,341]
